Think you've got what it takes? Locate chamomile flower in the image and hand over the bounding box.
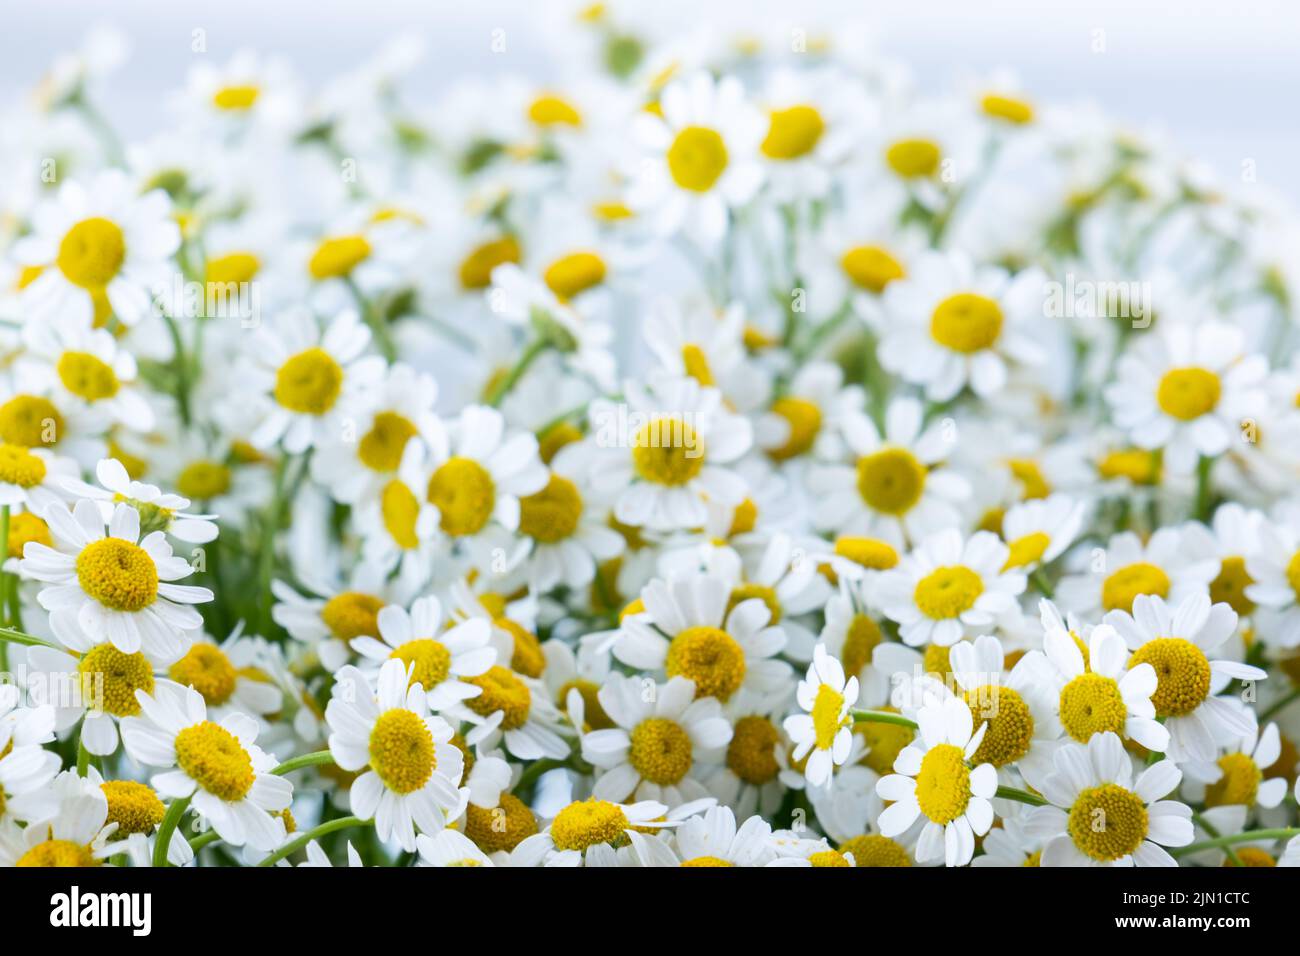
[654,804,776,867]
[21,500,212,661]
[784,644,859,789]
[753,361,865,463]
[417,828,494,867]
[1056,526,1219,619]
[59,456,219,543]
[0,771,117,866]
[455,664,571,762]
[121,681,292,850]
[325,659,468,852]
[753,67,862,200]
[999,494,1086,572]
[1246,503,1300,649]
[0,444,75,516]
[1182,718,1289,810]
[1026,731,1192,866]
[509,797,677,867]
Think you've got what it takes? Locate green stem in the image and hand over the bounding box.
[851,710,919,730]
[1192,811,1242,867]
[76,732,91,777]
[188,830,221,854]
[346,277,396,362]
[995,785,1047,807]
[0,626,61,650]
[271,750,335,776]
[153,796,191,868]
[1171,827,1300,858]
[1194,454,1214,521]
[162,313,191,427]
[1260,685,1300,722]
[257,815,371,867]
[1030,569,1055,598]
[486,339,548,407]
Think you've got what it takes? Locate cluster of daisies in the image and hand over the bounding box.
[2,7,1300,869]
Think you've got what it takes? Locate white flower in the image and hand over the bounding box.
[999,494,1086,572]
[784,644,859,789]
[1056,526,1219,620]
[509,798,679,867]
[1181,718,1289,810]
[60,456,219,543]
[1246,502,1300,648]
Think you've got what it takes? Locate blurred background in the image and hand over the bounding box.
[5,0,1298,200]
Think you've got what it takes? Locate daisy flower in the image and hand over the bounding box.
[626,72,764,247]
[998,493,1086,572]
[581,674,732,806]
[640,803,775,867]
[1055,526,1219,619]
[179,49,300,137]
[1246,502,1300,648]
[12,169,180,328]
[819,581,893,705]
[754,67,862,201]
[325,659,468,852]
[1026,731,1193,866]
[0,692,60,823]
[20,499,213,661]
[121,681,293,850]
[753,361,865,463]
[455,663,571,762]
[875,528,1026,648]
[1182,718,1289,811]
[1191,502,1265,621]
[0,770,117,866]
[807,397,970,548]
[875,697,998,867]
[784,644,859,789]
[1103,593,1266,762]
[417,828,494,867]
[270,567,396,672]
[0,443,76,516]
[508,797,677,867]
[59,456,219,543]
[351,438,442,595]
[165,627,284,719]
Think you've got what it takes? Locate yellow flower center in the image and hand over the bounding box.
[358,411,418,473]
[77,644,154,717]
[538,421,583,464]
[518,475,583,543]
[726,715,780,785]
[1003,531,1050,570]
[1210,556,1256,617]
[727,583,781,625]
[1285,551,1300,604]
[0,443,46,488]
[321,591,384,641]
[913,565,983,620]
[558,678,613,730]
[380,479,420,549]
[1204,752,1262,808]
[840,834,911,867]
[1228,847,1276,867]
[57,351,120,401]
[665,626,746,701]
[550,799,629,852]
[308,235,371,280]
[174,721,256,801]
[681,855,734,866]
[767,397,821,460]
[841,614,883,677]
[915,743,972,824]
[390,638,452,690]
[1068,783,1148,861]
[930,292,1004,354]
[0,394,63,447]
[1156,367,1221,421]
[963,686,1033,767]
[76,537,158,612]
[811,683,848,751]
[465,793,538,852]
[1058,672,1128,742]
[667,126,729,192]
[1007,457,1051,499]
[1101,562,1171,614]
[528,93,583,127]
[427,456,496,537]
[176,460,231,500]
[680,344,714,385]
[632,417,705,486]
[1098,448,1161,485]
[212,84,260,111]
[834,537,899,570]
[856,712,914,774]
[273,347,344,415]
[205,251,261,286]
[17,840,100,867]
[501,618,546,677]
[1129,637,1211,718]
[923,643,953,679]
[464,666,531,730]
[840,245,906,294]
[728,498,758,536]
[7,511,52,558]
[169,644,238,706]
[458,236,521,290]
[543,251,606,300]
[981,93,1035,124]
[102,780,165,835]
[856,447,926,515]
[628,717,694,786]
[809,849,851,867]
[885,138,941,178]
[760,104,825,160]
[368,708,436,794]
[57,217,125,289]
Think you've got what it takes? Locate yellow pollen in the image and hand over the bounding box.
[856,712,914,774]
[913,565,983,620]
[205,251,261,286]
[1068,783,1147,861]
[628,717,694,786]
[358,411,417,473]
[273,347,343,415]
[841,614,883,677]
[1003,531,1050,570]
[915,743,972,824]
[550,799,629,852]
[665,626,746,701]
[528,93,583,127]
[175,721,255,801]
[1098,448,1161,485]
[1058,672,1127,742]
[308,235,371,280]
[728,498,758,536]
[1285,551,1300,604]
[885,138,941,178]
[1007,457,1051,499]
[176,460,231,500]
[1210,556,1256,616]
[760,105,825,160]
[834,537,899,570]
[1129,637,1211,718]
[380,479,420,549]
[923,643,953,679]
[212,84,260,110]
[1156,367,1221,421]
[76,537,158,612]
[680,343,715,386]
[930,292,1004,353]
[169,644,238,706]
[964,686,1033,767]
[727,583,781,625]
[501,618,545,677]
[0,443,46,488]
[57,351,120,401]
[1101,562,1171,614]
[767,397,821,460]
[57,217,126,289]
[464,666,531,730]
[427,456,496,537]
[8,511,52,558]
[465,793,538,852]
[543,252,606,300]
[321,591,384,641]
[667,126,729,192]
[518,475,583,542]
[77,644,154,717]
[17,840,100,868]
[390,639,452,690]
[811,683,848,750]
[1227,847,1276,867]
[856,447,926,515]
[981,93,1035,124]
[726,715,780,784]
[840,834,911,867]
[1204,752,1262,808]
[681,855,734,866]
[0,394,63,447]
[632,417,704,486]
[458,236,521,290]
[368,708,436,794]
[101,780,165,835]
[558,678,613,730]
[809,849,851,867]
[840,245,906,294]
[537,421,583,464]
